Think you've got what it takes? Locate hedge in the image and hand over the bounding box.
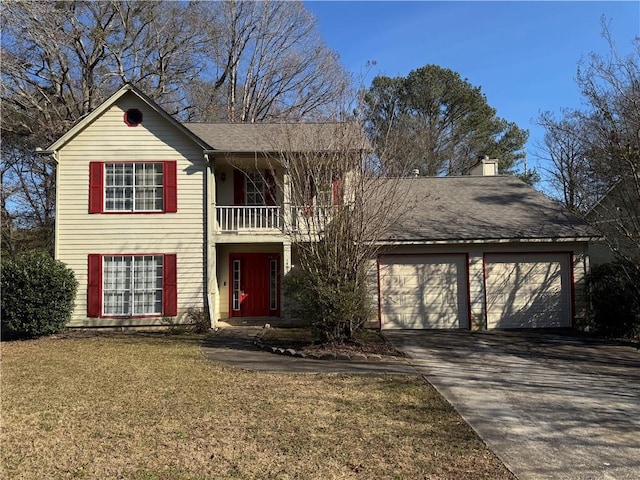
[1,251,78,339]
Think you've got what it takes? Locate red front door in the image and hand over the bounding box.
[230,253,280,317]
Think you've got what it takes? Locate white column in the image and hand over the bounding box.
[283,172,292,231]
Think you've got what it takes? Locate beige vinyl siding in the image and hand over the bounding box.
[56,92,207,327]
[467,253,486,330]
[572,249,588,324]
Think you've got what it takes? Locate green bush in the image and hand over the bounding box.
[587,261,640,339]
[283,266,373,344]
[1,251,78,339]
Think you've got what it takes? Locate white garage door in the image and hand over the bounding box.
[485,253,572,329]
[379,255,469,329]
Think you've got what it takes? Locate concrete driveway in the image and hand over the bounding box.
[383,330,640,480]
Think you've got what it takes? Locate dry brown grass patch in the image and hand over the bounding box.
[1,332,513,479]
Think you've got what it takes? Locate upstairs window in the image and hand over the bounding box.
[233,169,276,206]
[105,163,163,211]
[89,161,177,213]
[245,172,266,206]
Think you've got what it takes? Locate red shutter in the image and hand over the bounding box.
[307,175,316,203]
[164,161,177,213]
[332,179,343,206]
[163,254,178,316]
[87,254,102,317]
[88,162,104,213]
[233,169,245,205]
[265,169,276,206]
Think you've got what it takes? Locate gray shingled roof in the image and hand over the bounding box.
[183,122,367,153]
[380,175,597,242]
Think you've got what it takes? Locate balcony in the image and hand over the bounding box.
[215,205,336,236]
[290,205,334,232]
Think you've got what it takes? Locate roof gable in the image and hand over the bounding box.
[47,84,211,151]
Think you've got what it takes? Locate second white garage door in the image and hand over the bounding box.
[378,254,469,329]
[485,253,572,329]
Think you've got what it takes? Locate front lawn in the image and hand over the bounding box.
[1,332,513,479]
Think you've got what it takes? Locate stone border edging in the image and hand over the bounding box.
[253,335,385,362]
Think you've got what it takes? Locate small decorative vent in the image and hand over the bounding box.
[124,108,143,127]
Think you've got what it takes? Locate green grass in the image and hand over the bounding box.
[1,332,514,479]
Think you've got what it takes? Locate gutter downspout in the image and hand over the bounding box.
[204,152,219,329]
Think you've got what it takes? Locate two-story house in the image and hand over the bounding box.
[45,84,597,331]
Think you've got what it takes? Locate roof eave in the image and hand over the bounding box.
[374,236,602,246]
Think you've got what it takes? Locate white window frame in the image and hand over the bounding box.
[102,255,163,316]
[104,162,164,212]
[232,260,241,311]
[245,172,265,206]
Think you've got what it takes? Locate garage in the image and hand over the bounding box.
[378,254,469,329]
[484,253,572,329]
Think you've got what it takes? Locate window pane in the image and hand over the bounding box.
[104,163,163,212]
[246,172,265,206]
[103,255,163,316]
[103,256,132,316]
[232,260,241,311]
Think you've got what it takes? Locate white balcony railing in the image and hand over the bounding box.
[215,205,336,233]
[216,206,281,231]
[290,205,334,232]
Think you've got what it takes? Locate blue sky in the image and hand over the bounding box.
[304,1,639,179]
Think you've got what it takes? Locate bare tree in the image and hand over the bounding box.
[535,109,598,213]
[244,114,420,342]
[1,0,209,132]
[578,26,639,265]
[538,24,639,265]
[198,0,350,123]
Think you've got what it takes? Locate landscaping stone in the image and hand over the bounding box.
[320,352,337,360]
[337,353,351,361]
[284,349,297,356]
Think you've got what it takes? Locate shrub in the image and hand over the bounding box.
[1,251,78,339]
[162,307,210,334]
[283,266,373,344]
[185,307,211,333]
[587,261,640,339]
